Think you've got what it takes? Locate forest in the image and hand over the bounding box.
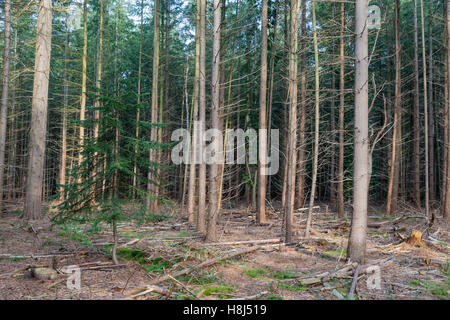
[0,0,448,301]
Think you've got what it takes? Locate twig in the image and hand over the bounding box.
[168,275,198,300]
[348,264,361,300]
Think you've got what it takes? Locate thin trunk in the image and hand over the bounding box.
[347,0,369,264]
[133,0,144,198]
[412,0,421,209]
[284,0,299,243]
[428,22,435,204]
[337,1,345,218]
[24,0,53,220]
[205,0,222,242]
[188,0,201,224]
[197,0,207,233]
[296,0,307,209]
[147,0,160,211]
[386,0,402,217]
[305,0,319,238]
[419,0,430,217]
[79,0,87,169]
[257,0,268,224]
[444,0,450,219]
[0,0,12,214]
[59,12,69,201]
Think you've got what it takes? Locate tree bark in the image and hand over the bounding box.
[197,0,207,233]
[337,1,345,218]
[206,0,222,242]
[412,0,422,209]
[444,0,450,219]
[347,0,369,264]
[24,0,53,220]
[284,0,300,243]
[386,0,402,217]
[257,0,268,224]
[0,0,12,214]
[147,0,160,211]
[305,0,320,238]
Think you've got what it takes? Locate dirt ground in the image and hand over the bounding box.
[0,202,448,300]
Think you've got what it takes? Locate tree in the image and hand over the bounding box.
[206,0,222,242]
[337,0,345,218]
[147,0,161,211]
[347,0,369,263]
[0,0,12,214]
[386,0,402,217]
[444,0,450,219]
[284,0,300,243]
[24,0,53,220]
[257,0,269,224]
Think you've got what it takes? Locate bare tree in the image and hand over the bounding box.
[386,0,402,217]
[206,0,222,242]
[24,0,53,220]
[337,1,345,218]
[347,0,369,263]
[0,0,12,214]
[257,0,269,224]
[284,0,300,243]
[147,0,160,211]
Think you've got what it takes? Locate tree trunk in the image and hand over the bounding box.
[444,0,450,219]
[419,0,430,217]
[205,0,222,242]
[133,0,144,199]
[24,0,53,220]
[296,0,307,209]
[257,0,268,224]
[386,0,402,217]
[412,0,422,209]
[428,22,435,205]
[347,0,369,264]
[188,0,201,224]
[337,1,345,218]
[284,0,299,243]
[79,0,88,170]
[0,0,12,214]
[305,0,320,238]
[197,0,207,233]
[59,11,69,201]
[147,0,160,211]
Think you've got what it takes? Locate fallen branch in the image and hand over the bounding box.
[348,264,362,300]
[204,239,281,246]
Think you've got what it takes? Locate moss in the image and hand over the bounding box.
[279,283,307,291]
[202,284,235,298]
[243,268,267,278]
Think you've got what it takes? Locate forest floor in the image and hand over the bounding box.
[0,202,448,300]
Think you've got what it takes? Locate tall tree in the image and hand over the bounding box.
[79,0,88,169]
[0,0,12,214]
[305,0,320,238]
[257,0,269,224]
[347,0,369,263]
[412,0,422,209]
[197,0,207,233]
[337,0,345,218]
[147,0,160,211]
[284,0,300,243]
[444,0,450,219]
[206,0,222,242]
[24,0,53,220]
[386,0,402,217]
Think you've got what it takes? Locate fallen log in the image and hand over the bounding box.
[204,239,281,246]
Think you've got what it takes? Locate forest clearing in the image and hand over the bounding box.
[0,0,449,302]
